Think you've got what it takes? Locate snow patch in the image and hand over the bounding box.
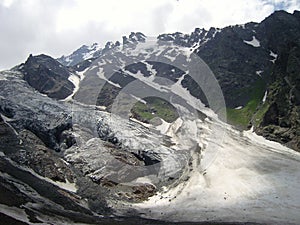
[129,117,151,128]
[155,118,171,134]
[262,90,267,103]
[97,68,121,88]
[83,43,101,60]
[256,70,263,77]
[239,24,246,29]
[76,67,89,81]
[243,36,260,47]
[130,94,147,104]
[63,73,81,101]
[270,50,278,63]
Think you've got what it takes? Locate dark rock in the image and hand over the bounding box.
[19,54,75,100]
[58,43,102,66]
[255,36,300,151]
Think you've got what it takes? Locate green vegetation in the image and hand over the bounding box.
[131,97,178,123]
[226,79,266,129]
[252,102,270,127]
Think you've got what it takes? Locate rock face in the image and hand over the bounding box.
[254,32,300,150]
[19,54,75,99]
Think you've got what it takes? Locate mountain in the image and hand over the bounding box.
[0,10,300,225]
[18,54,77,99]
[55,10,299,150]
[58,42,102,66]
[57,32,145,67]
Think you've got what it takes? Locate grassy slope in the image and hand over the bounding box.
[226,79,266,129]
[131,97,178,123]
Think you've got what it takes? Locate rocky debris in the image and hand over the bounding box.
[0,113,75,183]
[19,54,75,99]
[114,183,156,202]
[131,183,156,200]
[13,129,75,182]
[97,118,120,145]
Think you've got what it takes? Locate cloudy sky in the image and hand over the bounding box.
[0,0,299,70]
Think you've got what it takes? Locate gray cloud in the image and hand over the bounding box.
[0,0,66,68]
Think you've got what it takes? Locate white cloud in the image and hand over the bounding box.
[0,0,299,70]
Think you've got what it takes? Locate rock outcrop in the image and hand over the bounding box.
[19,54,75,99]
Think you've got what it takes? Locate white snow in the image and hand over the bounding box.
[97,67,121,88]
[83,43,101,60]
[239,24,246,29]
[130,94,147,104]
[270,50,278,63]
[129,117,151,128]
[155,118,171,134]
[65,56,71,63]
[212,28,221,38]
[181,47,193,62]
[256,70,263,77]
[144,61,157,77]
[134,126,300,224]
[164,54,177,62]
[0,76,7,81]
[124,69,169,93]
[63,73,81,101]
[243,36,261,47]
[76,67,89,81]
[262,90,267,103]
[170,74,208,116]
